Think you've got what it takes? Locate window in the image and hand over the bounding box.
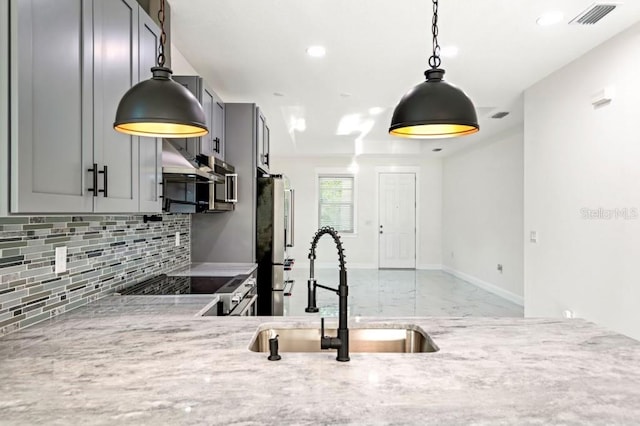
[318,175,354,233]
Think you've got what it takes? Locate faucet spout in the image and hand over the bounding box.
[305,226,349,362]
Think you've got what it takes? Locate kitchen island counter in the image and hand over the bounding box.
[1,297,639,425]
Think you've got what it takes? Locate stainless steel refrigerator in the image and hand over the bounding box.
[256,175,293,315]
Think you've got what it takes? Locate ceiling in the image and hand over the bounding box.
[169,0,640,158]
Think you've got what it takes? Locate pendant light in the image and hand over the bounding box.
[114,0,208,138]
[389,0,479,139]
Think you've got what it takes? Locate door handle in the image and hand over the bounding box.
[87,163,98,197]
[98,165,108,197]
[288,189,295,247]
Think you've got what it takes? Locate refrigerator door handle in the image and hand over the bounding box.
[288,189,295,248]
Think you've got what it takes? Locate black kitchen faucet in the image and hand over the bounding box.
[305,227,349,362]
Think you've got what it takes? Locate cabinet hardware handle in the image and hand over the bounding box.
[264,153,269,166]
[88,163,98,197]
[98,165,108,197]
[288,189,295,247]
[214,137,220,153]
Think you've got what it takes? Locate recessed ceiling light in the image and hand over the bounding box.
[273,92,285,97]
[293,118,306,132]
[306,45,326,58]
[440,46,459,58]
[340,92,352,98]
[368,107,384,115]
[536,11,564,26]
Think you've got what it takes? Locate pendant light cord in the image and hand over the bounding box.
[428,0,441,69]
[157,0,167,67]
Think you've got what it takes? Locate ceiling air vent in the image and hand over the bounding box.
[491,111,510,119]
[569,2,620,25]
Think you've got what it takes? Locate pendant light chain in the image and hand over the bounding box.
[428,0,441,69]
[157,0,167,67]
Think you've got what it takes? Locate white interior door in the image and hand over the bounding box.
[379,173,416,269]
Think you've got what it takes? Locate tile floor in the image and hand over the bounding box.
[284,268,523,318]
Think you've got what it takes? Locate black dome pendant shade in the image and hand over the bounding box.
[113,0,208,139]
[389,0,479,139]
[389,68,478,138]
[114,66,208,138]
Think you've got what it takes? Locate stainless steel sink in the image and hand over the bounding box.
[249,325,439,353]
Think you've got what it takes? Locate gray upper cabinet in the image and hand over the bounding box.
[256,107,270,173]
[11,0,94,213]
[137,7,162,212]
[212,91,225,161]
[93,0,139,213]
[1,0,9,216]
[201,86,214,156]
[173,75,225,162]
[9,0,161,214]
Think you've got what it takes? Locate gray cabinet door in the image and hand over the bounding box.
[212,91,225,161]
[256,108,268,172]
[137,6,162,212]
[264,122,270,170]
[11,0,94,213]
[1,0,9,216]
[92,0,139,213]
[172,75,203,163]
[201,86,215,157]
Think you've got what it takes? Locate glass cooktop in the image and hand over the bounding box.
[118,274,247,296]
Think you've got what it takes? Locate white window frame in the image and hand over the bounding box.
[316,171,357,235]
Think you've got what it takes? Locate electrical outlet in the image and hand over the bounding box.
[55,246,67,274]
[175,231,180,247]
[530,231,538,243]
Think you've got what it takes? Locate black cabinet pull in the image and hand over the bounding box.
[98,165,108,197]
[214,137,220,153]
[87,163,98,197]
[264,153,269,166]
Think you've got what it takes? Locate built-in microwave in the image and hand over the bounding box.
[207,157,237,212]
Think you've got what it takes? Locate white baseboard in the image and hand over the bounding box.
[417,264,443,270]
[441,265,524,306]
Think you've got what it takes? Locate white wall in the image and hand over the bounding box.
[442,129,524,305]
[271,156,442,269]
[524,23,640,340]
[170,43,199,75]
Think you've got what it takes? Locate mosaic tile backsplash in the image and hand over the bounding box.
[0,214,190,336]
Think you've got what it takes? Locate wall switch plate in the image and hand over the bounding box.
[175,231,180,247]
[530,231,538,243]
[55,246,67,274]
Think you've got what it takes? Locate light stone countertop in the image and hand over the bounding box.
[0,296,639,425]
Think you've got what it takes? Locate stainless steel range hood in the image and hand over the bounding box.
[162,139,215,180]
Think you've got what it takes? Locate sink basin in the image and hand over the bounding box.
[249,325,439,353]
